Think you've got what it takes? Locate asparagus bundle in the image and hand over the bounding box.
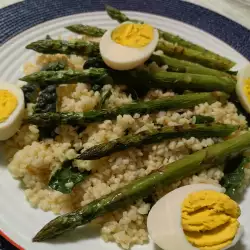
[105,5,235,70]
[78,124,237,160]
[26,39,100,57]
[26,92,229,127]
[20,68,110,85]
[33,131,250,241]
[66,24,106,37]
[156,40,234,71]
[151,54,236,80]
[20,68,235,93]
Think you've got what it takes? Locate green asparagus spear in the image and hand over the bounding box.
[156,40,234,71]
[20,68,111,86]
[78,124,237,160]
[41,61,67,71]
[26,92,229,127]
[150,71,235,93]
[150,54,236,80]
[105,5,235,70]
[26,39,99,57]
[66,24,106,37]
[193,115,215,124]
[20,67,235,93]
[33,131,250,241]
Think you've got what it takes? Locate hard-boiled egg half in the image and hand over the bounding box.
[0,82,25,141]
[236,64,250,113]
[100,22,159,70]
[147,184,243,250]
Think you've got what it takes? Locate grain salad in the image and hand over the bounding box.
[2,4,250,250]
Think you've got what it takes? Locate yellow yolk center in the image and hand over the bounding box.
[182,190,240,250]
[0,90,18,122]
[243,78,250,102]
[111,23,154,48]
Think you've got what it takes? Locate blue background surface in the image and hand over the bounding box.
[0,0,250,249]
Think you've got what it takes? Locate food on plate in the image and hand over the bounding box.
[147,184,242,250]
[0,82,24,141]
[33,133,250,241]
[66,24,106,37]
[25,92,229,127]
[236,64,250,113]
[26,39,100,57]
[100,22,159,70]
[105,5,235,70]
[3,5,250,250]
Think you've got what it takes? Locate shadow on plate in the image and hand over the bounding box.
[48,224,101,244]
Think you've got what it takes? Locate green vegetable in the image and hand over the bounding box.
[98,90,112,109]
[20,68,111,86]
[83,57,107,69]
[223,157,250,197]
[66,25,106,37]
[26,39,100,57]
[33,131,250,241]
[149,71,235,93]
[34,85,57,113]
[156,40,234,71]
[105,5,235,70]
[150,54,236,80]
[49,160,90,194]
[193,115,215,124]
[78,124,237,160]
[26,92,229,127]
[21,83,40,104]
[41,61,67,71]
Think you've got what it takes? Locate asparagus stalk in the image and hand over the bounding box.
[20,67,235,93]
[26,39,100,57]
[78,124,237,160]
[33,131,250,241]
[193,115,214,124]
[150,71,235,93]
[26,92,229,127]
[156,40,234,71]
[151,54,236,80]
[20,68,110,85]
[66,24,106,37]
[105,5,235,70]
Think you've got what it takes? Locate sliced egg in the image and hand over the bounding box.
[100,22,159,70]
[147,184,243,250]
[236,64,250,113]
[0,82,25,141]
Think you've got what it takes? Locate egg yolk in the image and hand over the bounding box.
[243,78,250,102]
[111,23,154,48]
[182,190,240,250]
[0,90,17,122]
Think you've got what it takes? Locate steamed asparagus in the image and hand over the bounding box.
[156,40,234,71]
[151,54,236,80]
[26,92,229,127]
[66,24,106,37]
[26,39,100,57]
[33,131,250,241]
[20,68,110,85]
[105,5,235,70]
[78,124,237,160]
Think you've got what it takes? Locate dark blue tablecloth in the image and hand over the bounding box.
[0,1,250,249]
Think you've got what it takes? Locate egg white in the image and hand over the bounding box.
[147,184,243,250]
[0,82,25,141]
[236,64,250,113]
[100,22,159,70]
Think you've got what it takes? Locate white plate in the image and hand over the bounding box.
[0,11,249,250]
